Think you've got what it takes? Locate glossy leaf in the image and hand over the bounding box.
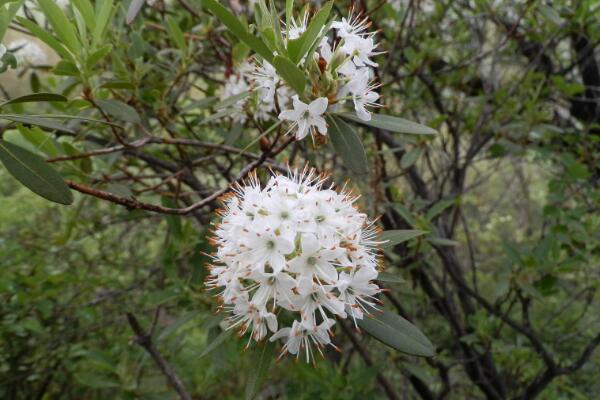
[16,16,74,61]
[327,115,368,175]
[37,0,81,54]
[166,16,187,52]
[0,140,73,205]
[0,93,67,108]
[358,308,435,357]
[291,1,332,63]
[0,114,75,133]
[272,55,306,95]
[203,0,273,62]
[94,99,141,124]
[377,272,405,283]
[339,112,437,135]
[380,229,428,249]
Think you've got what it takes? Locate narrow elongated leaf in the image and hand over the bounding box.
[92,0,114,48]
[0,93,67,107]
[16,16,74,61]
[380,229,428,249]
[71,0,96,31]
[166,16,187,52]
[245,343,275,400]
[377,272,405,283]
[17,125,60,157]
[94,99,141,124]
[203,0,273,62]
[0,140,73,204]
[38,0,81,54]
[427,237,459,247]
[126,0,145,25]
[327,115,368,174]
[358,308,434,357]
[272,55,306,95]
[198,329,232,358]
[400,148,422,168]
[0,114,75,133]
[292,1,332,63]
[425,198,456,221]
[215,91,250,109]
[339,112,437,135]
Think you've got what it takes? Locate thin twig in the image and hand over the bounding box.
[126,313,192,400]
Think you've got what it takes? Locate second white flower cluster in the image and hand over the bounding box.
[206,169,382,362]
[219,10,381,141]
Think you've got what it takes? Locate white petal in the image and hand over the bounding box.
[308,97,329,116]
[311,115,328,135]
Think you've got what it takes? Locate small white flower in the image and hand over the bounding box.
[288,13,309,40]
[331,12,371,38]
[344,69,380,121]
[220,73,250,123]
[278,96,329,140]
[206,169,382,363]
[341,35,380,68]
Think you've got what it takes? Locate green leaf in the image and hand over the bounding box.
[400,148,422,168]
[0,114,75,133]
[0,140,73,205]
[37,0,81,54]
[285,0,293,37]
[203,0,273,62]
[157,311,200,341]
[272,55,306,95]
[126,0,145,25]
[166,16,187,52]
[327,115,368,175]
[71,0,96,31]
[53,60,80,76]
[427,237,459,247]
[94,99,141,124]
[380,229,428,249]
[245,342,275,400]
[16,16,74,61]
[377,272,405,283]
[92,0,114,49]
[17,125,60,156]
[225,122,244,146]
[86,44,112,69]
[99,81,135,90]
[358,308,434,357]
[74,372,119,389]
[338,113,437,135]
[198,329,232,358]
[215,91,250,109]
[0,93,67,107]
[425,198,456,221]
[291,1,332,63]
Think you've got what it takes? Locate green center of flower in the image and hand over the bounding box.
[266,240,275,249]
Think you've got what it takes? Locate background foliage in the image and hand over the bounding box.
[1,0,599,399]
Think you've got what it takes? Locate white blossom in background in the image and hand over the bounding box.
[217,7,383,140]
[7,38,48,67]
[206,168,382,363]
[219,73,250,123]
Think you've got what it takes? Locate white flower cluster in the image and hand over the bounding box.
[206,169,382,363]
[218,9,381,141]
